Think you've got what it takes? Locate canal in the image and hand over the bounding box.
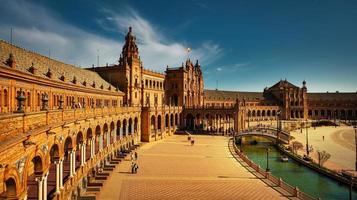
[239,138,357,200]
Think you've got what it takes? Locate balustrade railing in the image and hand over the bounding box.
[0,106,141,139]
[229,138,317,200]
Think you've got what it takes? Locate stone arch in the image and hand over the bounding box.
[262,110,266,117]
[151,115,156,132]
[110,122,115,144]
[134,117,138,133]
[170,113,174,126]
[95,125,101,154]
[128,118,133,135]
[86,128,93,161]
[267,110,271,117]
[123,119,127,136]
[252,110,256,117]
[48,144,60,198]
[186,113,194,130]
[4,178,17,198]
[257,110,261,117]
[26,155,44,199]
[62,136,73,185]
[157,115,162,131]
[175,113,178,125]
[171,94,178,106]
[117,120,121,139]
[165,114,169,128]
[103,123,108,147]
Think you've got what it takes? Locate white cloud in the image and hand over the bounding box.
[0,1,222,71]
[212,62,252,73]
[97,8,222,70]
[0,1,122,67]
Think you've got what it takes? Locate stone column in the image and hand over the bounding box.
[55,160,60,194]
[69,150,74,177]
[113,128,117,142]
[99,135,103,151]
[72,150,76,175]
[35,176,43,200]
[91,138,95,158]
[80,143,85,166]
[84,142,87,164]
[120,126,123,138]
[126,125,129,136]
[43,172,48,200]
[59,158,63,189]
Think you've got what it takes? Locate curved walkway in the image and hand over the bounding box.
[98,135,287,200]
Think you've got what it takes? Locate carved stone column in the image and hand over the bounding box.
[35,175,43,200]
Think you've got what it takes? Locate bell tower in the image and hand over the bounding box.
[119,27,143,106]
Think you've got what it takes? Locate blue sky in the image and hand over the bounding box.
[0,0,356,92]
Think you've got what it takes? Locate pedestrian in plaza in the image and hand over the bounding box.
[323,136,325,141]
[135,164,139,173]
[131,162,135,174]
[134,152,138,160]
[131,152,134,161]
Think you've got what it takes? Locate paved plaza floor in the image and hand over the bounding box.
[98,135,286,200]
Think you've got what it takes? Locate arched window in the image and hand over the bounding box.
[3,89,8,107]
[27,91,31,107]
[37,93,41,107]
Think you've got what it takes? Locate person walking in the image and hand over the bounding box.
[135,163,139,173]
[131,162,135,174]
[134,152,138,160]
[323,135,325,141]
[131,152,134,161]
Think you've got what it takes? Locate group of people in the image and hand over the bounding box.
[131,152,139,174]
[188,136,195,145]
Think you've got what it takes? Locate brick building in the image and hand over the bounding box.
[0,26,356,199]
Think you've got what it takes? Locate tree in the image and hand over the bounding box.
[291,141,303,154]
[317,150,331,167]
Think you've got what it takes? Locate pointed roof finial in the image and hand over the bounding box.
[129,26,132,33]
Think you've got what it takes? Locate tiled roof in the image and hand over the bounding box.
[268,80,299,90]
[204,89,263,101]
[0,40,120,93]
[308,92,357,101]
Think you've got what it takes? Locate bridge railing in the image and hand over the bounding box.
[229,138,317,200]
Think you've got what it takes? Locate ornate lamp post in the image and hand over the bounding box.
[306,119,310,157]
[266,147,270,172]
[354,120,357,171]
[276,110,281,144]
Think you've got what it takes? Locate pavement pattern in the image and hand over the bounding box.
[98,135,287,200]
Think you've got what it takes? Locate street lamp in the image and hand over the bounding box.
[306,119,310,157]
[266,147,270,172]
[354,120,357,171]
[276,110,281,144]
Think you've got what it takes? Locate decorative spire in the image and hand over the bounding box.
[119,26,139,64]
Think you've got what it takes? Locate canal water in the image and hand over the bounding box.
[240,139,357,200]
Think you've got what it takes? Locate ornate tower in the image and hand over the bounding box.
[119,27,143,106]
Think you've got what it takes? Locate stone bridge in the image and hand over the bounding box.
[235,127,291,144]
